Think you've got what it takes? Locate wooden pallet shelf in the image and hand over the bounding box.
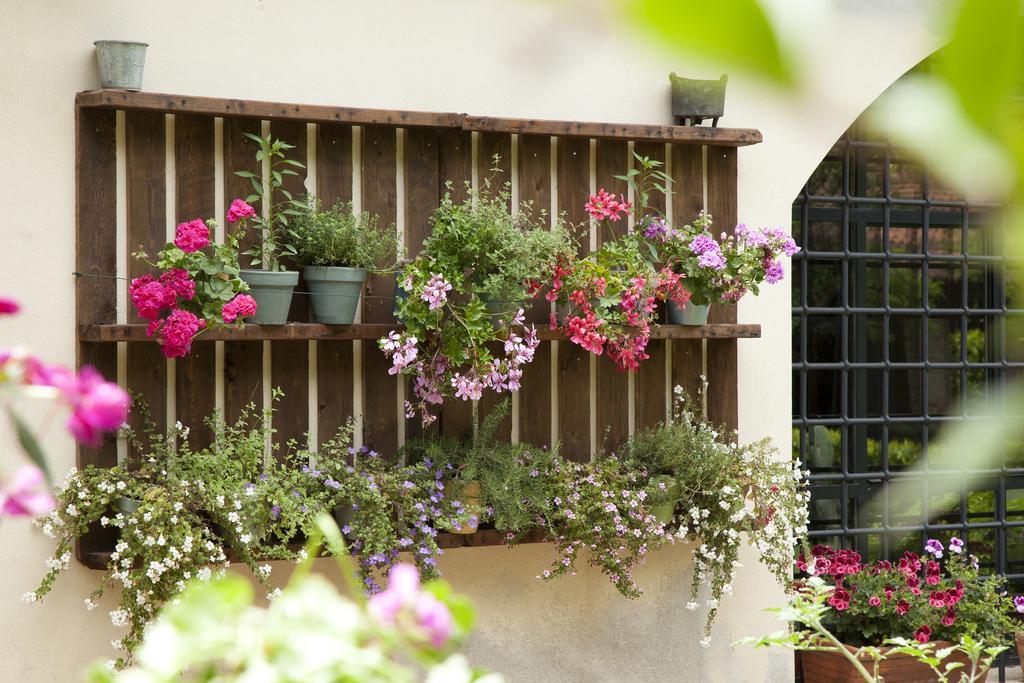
[76,90,763,146]
[78,322,762,343]
[77,528,550,570]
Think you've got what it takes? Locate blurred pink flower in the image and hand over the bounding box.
[0,298,20,315]
[64,366,131,447]
[367,563,454,648]
[0,465,54,517]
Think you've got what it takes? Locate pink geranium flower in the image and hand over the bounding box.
[0,465,54,517]
[173,219,210,253]
[226,199,256,223]
[222,293,257,324]
[129,276,175,321]
[154,309,206,358]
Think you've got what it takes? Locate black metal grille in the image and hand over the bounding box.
[792,122,1023,676]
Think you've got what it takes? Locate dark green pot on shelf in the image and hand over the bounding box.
[239,269,299,324]
[304,266,367,324]
[667,301,710,326]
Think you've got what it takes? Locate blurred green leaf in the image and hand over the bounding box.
[9,408,50,480]
[622,0,793,87]
[938,0,1022,134]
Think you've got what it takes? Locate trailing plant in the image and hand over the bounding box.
[233,133,307,272]
[291,196,397,270]
[550,154,692,371]
[130,201,257,357]
[381,173,574,425]
[621,385,811,639]
[29,401,275,667]
[740,576,1009,683]
[657,210,800,306]
[795,539,1018,648]
[87,518,499,683]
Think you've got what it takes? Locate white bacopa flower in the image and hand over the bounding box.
[227,511,240,523]
[197,568,212,581]
[700,637,712,649]
[215,495,225,507]
[266,587,282,601]
[115,481,126,491]
[110,639,122,650]
[65,504,78,517]
[721,584,733,595]
[109,609,129,627]
[706,598,718,609]
[240,533,252,544]
[142,512,152,522]
[685,601,699,611]
[21,591,37,604]
[84,598,97,610]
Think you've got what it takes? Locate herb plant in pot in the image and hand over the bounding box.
[291,197,397,324]
[234,134,306,325]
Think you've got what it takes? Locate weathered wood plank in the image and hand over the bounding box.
[360,125,399,453]
[125,111,168,451]
[316,124,355,447]
[173,114,216,447]
[464,115,762,146]
[706,147,738,430]
[556,136,591,460]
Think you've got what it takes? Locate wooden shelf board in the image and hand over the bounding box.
[76,90,762,146]
[78,322,762,343]
[77,528,550,570]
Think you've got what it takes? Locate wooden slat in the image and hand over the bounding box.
[557,136,591,460]
[77,90,463,129]
[223,118,264,428]
[76,90,762,146]
[173,115,216,447]
[594,139,629,453]
[76,106,119,565]
[360,125,399,453]
[80,322,762,342]
[668,142,707,428]
[464,115,761,146]
[706,147,738,431]
[316,124,355,447]
[633,141,669,434]
[476,132,514,442]
[267,121,310,452]
[433,130,474,441]
[125,111,168,450]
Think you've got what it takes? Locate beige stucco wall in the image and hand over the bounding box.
[0,1,943,680]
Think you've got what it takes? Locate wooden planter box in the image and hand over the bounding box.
[800,641,983,683]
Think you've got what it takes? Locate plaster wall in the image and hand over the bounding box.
[0,1,943,680]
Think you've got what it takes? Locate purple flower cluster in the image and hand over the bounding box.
[642,217,675,243]
[689,234,727,271]
[420,273,452,310]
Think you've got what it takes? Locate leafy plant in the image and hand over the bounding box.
[381,173,574,425]
[740,576,1008,683]
[233,133,306,272]
[291,196,397,270]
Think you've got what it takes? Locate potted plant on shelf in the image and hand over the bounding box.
[550,154,692,370]
[130,208,256,357]
[380,173,574,426]
[789,540,1018,682]
[291,197,397,324]
[658,211,800,325]
[93,41,148,90]
[233,133,307,325]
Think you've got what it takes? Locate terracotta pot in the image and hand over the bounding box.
[800,641,984,683]
[443,480,482,535]
[1016,632,1024,678]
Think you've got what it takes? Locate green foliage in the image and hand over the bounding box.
[234,133,306,272]
[739,577,1008,683]
[291,196,397,270]
[86,519,499,683]
[623,0,794,87]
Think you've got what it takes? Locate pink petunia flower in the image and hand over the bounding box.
[226,199,257,223]
[173,219,210,253]
[0,465,54,517]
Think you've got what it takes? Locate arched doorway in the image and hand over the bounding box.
[792,69,1024,584]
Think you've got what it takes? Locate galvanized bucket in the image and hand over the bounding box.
[94,40,148,90]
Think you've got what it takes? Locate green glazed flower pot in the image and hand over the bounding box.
[331,503,360,541]
[94,41,148,90]
[239,269,299,325]
[651,502,676,524]
[667,301,710,326]
[304,266,367,324]
[113,497,142,514]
